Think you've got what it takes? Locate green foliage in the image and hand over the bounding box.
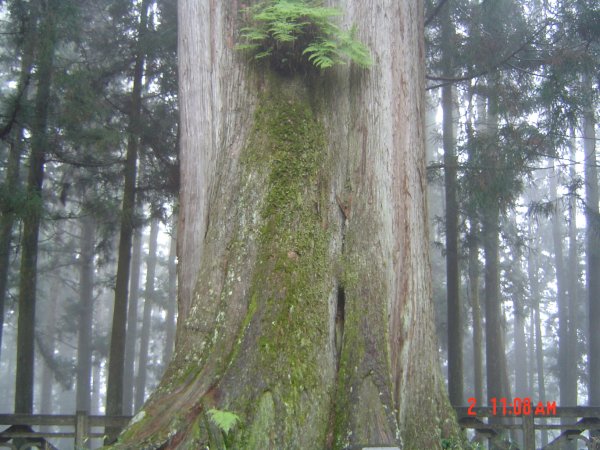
[237,0,371,72]
[207,409,240,435]
[441,437,484,449]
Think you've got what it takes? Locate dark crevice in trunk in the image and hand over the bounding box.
[335,285,346,365]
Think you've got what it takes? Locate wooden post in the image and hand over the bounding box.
[522,414,535,450]
[75,410,89,449]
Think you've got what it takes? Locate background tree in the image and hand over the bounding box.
[14,0,57,414]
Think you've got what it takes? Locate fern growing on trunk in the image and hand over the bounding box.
[237,0,371,72]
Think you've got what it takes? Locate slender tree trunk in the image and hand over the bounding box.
[528,229,548,447]
[110,1,459,449]
[163,218,177,366]
[467,90,485,403]
[0,5,36,354]
[76,213,96,414]
[566,131,578,406]
[92,361,101,414]
[550,161,570,405]
[0,131,24,361]
[583,72,600,419]
[483,203,505,402]
[105,0,150,439]
[528,308,536,395]
[123,224,143,416]
[513,289,527,398]
[551,160,576,448]
[134,218,159,412]
[39,288,58,416]
[440,0,462,406]
[14,0,56,414]
[468,229,484,402]
[481,92,510,404]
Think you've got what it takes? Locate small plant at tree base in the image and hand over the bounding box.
[207,409,240,435]
[441,437,484,449]
[237,0,372,73]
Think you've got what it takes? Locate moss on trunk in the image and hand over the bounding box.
[110,76,338,449]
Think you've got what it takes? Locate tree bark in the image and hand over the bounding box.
[14,0,56,414]
[105,0,151,438]
[163,218,177,366]
[111,1,459,449]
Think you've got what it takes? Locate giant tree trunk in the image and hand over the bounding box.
[112,1,458,449]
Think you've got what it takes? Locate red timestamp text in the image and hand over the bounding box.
[467,397,557,417]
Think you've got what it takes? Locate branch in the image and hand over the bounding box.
[0,73,31,140]
[426,35,539,90]
[427,18,551,89]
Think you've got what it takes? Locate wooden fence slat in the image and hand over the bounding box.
[74,411,89,449]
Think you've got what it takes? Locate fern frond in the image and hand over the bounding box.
[237,0,371,71]
[207,409,240,435]
[240,27,269,42]
[255,49,274,59]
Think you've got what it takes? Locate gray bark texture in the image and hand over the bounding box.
[110,1,459,449]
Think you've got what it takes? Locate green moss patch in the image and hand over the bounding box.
[237,78,333,445]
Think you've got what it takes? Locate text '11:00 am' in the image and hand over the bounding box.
[467,397,557,417]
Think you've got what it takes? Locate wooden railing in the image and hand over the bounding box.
[1,407,599,449]
[455,406,600,450]
[0,411,131,450]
